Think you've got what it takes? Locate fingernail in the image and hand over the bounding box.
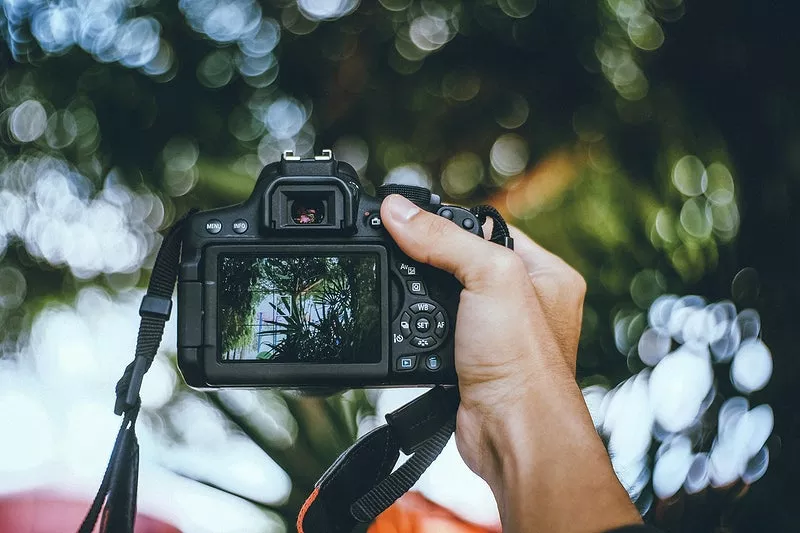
[385,195,420,223]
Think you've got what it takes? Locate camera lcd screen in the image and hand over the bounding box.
[218,253,381,363]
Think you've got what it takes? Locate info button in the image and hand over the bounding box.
[232,219,248,234]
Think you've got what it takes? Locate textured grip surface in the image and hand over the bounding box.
[376,184,432,205]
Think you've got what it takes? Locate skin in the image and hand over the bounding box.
[381,194,643,533]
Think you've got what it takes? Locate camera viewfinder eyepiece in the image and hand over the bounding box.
[262,151,359,232]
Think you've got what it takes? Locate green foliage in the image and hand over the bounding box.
[1,0,797,530]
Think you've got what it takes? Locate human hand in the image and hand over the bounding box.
[380,195,584,477]
[381,194,641,533]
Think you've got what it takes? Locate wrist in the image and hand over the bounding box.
[477,375,643,533]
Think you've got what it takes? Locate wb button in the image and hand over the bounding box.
[396,355,417,372]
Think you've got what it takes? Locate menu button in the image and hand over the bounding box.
[206,219,222,234]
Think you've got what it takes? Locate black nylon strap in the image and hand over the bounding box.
[297,387,458,533]
[471,204,514,249]
[115,213,191,415]
[350,416,455,522]
[77,407,140,533]
[375,184,432,205]
[78,211,194,533]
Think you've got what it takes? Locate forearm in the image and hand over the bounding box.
[483,375,643,533]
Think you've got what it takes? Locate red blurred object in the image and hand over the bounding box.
[0,491,180,533]
[368,492,499,533]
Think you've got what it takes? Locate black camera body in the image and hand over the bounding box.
[177,150,482,388]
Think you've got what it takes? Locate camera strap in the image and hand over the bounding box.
[77,209,194,533]
[78,204,512,533]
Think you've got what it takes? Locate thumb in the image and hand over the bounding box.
[380,194,521,290]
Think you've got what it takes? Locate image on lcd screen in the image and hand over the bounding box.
[218,254,381,363]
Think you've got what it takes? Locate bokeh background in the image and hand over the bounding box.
[0,0,798,532]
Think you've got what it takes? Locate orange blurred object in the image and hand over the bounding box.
[488,149,580,220]
[0,491,180,533]
[368,492,499,533]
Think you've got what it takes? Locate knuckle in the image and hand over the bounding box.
[483,249,525,279]
[571,269,587,296]
[563,267,587,303]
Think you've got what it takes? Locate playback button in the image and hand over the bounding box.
[396,355,417,372]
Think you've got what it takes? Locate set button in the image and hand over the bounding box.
[394,303,449,352]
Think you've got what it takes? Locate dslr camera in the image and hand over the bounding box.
[177,150,484,388]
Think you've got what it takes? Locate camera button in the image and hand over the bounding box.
[205,219,223,234]
[399,312,412,337]
[367,213,382,228]
[407,280,426,295]
[232,219,249,234]
[396,355,417,372]
[434,312,447,338]
[410,336,435,348]
[425,354,442,371]
[414,317,431,333]
[461,217,475,230]
[409,302,437,314]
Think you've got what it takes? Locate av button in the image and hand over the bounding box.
[206,219,222,234]
[425,354,442,371]
[232,219,248,234]
[396,355,417,372]
[410,336,435,348]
